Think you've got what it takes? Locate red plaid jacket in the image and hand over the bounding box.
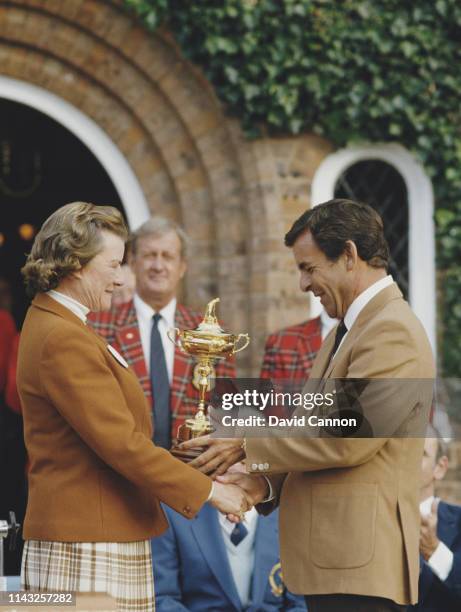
[88,300,235,439]
[0,310,16,395]
[260,316,322,383]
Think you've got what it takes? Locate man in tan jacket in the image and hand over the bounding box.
[181,199,435,612]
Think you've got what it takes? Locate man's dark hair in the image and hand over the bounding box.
[285,199,390,269]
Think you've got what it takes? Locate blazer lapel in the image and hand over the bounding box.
[307,330,336,383]
[170,306,195,419]
[251,516,279,607]
[312,316,323,352]
[113,300,150,400]
[322,321,358,380]
[437,501,458,549]
[191,506,241,611]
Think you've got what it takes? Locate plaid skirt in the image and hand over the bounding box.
[21,540,155,612]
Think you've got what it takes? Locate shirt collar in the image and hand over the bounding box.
[133,293,177,326]
[420,495,435,517]
[344,275,394,331]
[47,290,90,323]
[218,506,258,537]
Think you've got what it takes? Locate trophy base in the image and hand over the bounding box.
[170,445,203,463]
[170,420,213,464]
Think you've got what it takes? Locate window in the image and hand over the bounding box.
[311,144,435,350]
[334,159,409,298]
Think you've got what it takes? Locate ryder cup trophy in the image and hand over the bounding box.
[167,298,249,462]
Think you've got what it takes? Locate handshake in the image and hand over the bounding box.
[178,436,269,522]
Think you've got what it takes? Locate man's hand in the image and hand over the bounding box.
[216,469,269,507]
[420,499,440,561]
[178,436,245,476]
[209,481,249,518]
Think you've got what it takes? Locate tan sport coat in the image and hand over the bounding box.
[17,294,211,542]
[246,284,435,605]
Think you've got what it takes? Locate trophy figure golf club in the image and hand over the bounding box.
[167,298,249,462]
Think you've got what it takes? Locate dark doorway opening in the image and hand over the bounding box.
[0,98,125,328]
[0,98,125,576]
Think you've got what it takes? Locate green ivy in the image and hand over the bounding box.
[122,0,461,376]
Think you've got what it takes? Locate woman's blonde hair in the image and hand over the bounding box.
[22,202,128,296]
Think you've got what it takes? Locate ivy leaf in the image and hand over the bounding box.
[243,83,260,100]
[224,65,239,84]
[436,209,456,230]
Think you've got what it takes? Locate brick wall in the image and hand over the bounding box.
[0,0,333,375]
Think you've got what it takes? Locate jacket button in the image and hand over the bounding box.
[264,462,269,470]
[251,463,258,471]
[258,463,265,471]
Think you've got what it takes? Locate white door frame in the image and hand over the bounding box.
[0,75,150,229]
[311,143,436,350]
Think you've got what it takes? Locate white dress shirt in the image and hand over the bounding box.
[420,496,454,581]
[47,290,90,323]
[133,294,176,383]
[218,507,258,608]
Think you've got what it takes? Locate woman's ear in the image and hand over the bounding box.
[70,267,83,280]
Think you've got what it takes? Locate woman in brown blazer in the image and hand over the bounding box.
[17,202,246,612]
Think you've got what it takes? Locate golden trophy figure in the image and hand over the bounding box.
[167,298,249,462]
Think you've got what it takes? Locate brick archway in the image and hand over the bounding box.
[0,0,331,372]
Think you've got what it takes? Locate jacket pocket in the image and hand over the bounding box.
[310,482,378,569]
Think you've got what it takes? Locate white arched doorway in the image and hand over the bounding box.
[0,75,150,229]
[311,143,436,350]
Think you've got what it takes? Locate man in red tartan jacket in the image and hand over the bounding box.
[257,310,336,420]
[88,217,235,448]
[259,309,337,383]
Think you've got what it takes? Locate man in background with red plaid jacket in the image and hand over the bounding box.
[88,217,235,449]
[260,309,337,383]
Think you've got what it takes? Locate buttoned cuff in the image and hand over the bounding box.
[428,541,454,581]
[249,461,270,472]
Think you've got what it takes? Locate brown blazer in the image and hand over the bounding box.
[246,284,435,605]
[17,294,211,542]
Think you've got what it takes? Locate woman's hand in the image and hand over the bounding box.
[209,481,250,518]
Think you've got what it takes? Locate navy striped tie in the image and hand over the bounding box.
[150,313,171,449]
[331,319,348,356]
[230,522,248,546]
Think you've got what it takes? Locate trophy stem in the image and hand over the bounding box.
[170,357,214,461]
[197,359,213,417]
